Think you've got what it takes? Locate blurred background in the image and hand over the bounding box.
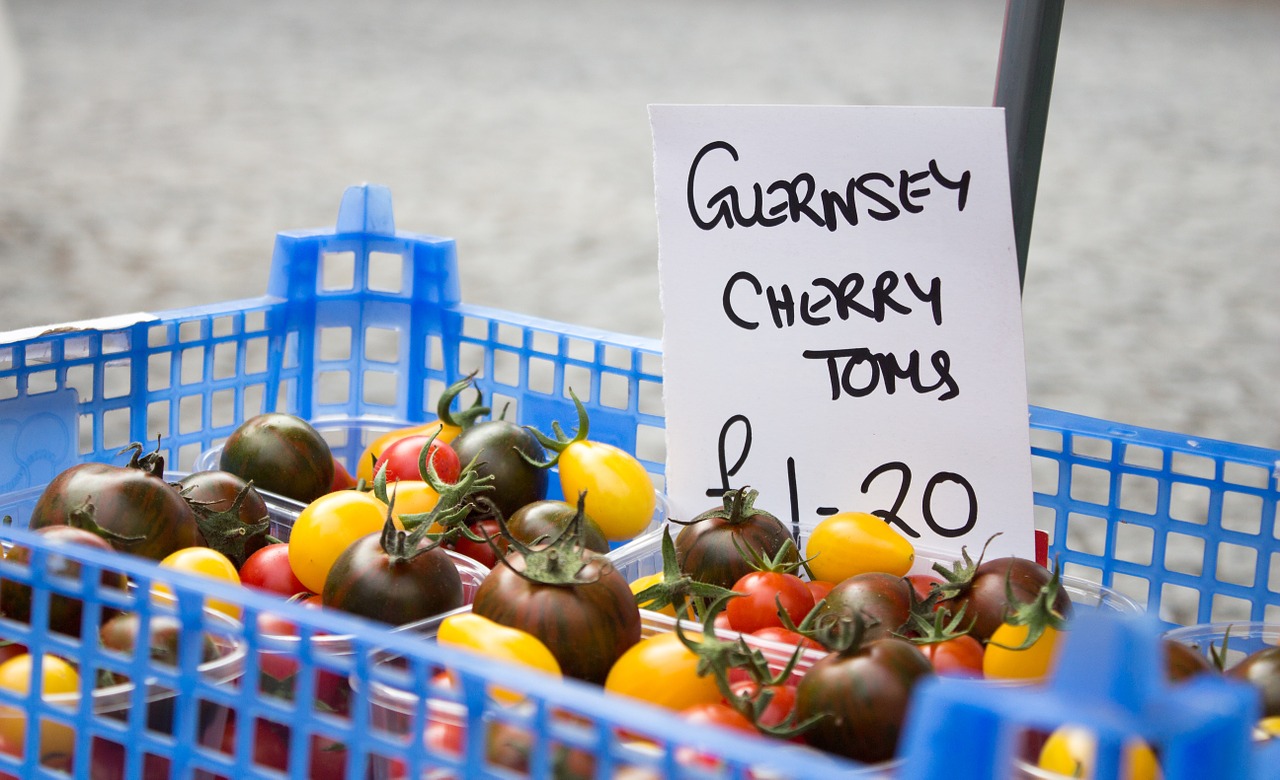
[0,0,1277,451]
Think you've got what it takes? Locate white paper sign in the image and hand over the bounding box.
[651,104,1035,560]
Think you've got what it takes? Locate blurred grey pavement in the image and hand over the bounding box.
[0,0,1277,451]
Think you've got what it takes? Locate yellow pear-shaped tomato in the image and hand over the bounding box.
[558,440,656,542]
[805,511,915,583]
[438,612,560,703]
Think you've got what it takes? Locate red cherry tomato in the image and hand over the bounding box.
[240,544,309,599]
[373,434,460,485]
[330,458,358,491]
[920,634,985,677]
[728,679,800,733]
[726,571,815,634]
[806,579,835,604]
[447,518,506,569]
[750,626,826,653]
[906,573,945,604]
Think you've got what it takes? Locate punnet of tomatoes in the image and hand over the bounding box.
[592,486,1146,769]
[0,570,244,775]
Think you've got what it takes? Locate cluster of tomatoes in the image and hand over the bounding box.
[587,486,1080,768]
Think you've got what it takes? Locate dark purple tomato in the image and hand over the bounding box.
[674,488,797,590]
[29,461,202,562]
[1164,638,1215,684]
[322,533,464,627]
[1228,646,1280,717]
[176,470,272,568]
[472,548,640,685]
[794,636,934,763]
[507,500,609,554]
[219,413,334,505]
[819,572,915,643]
[449,420,548,521]
[936,556,1072,642]
[98,612,218,734]
[0,525,128,637]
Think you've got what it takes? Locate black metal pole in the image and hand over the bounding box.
[993,0,1065,291]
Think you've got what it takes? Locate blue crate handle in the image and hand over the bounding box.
[898,609,1267,779]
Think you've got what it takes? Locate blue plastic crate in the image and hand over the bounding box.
[0,184,1278,778]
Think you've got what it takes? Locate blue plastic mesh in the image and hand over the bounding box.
[1,184,1278,778]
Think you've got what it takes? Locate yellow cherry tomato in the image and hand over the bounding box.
[804,511,915,583]
[438,612,561,703]
[153,547,244,620]
[288,490,401,594]
[355,421,452,484]
[1256,715,1280,741]
[558,440,656,542]
[0,653,80,759]
[983,622,1062,682]
[1037,725,1160,780]
[385,479,442,521]
[604,631,721,712]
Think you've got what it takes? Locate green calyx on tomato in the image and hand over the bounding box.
[985,559,1071,652]
[121,438,167,476]
[519,389,656,543]
[496,492,604,587]
[672,486,798,590]
[673,596,820,739]
[177,476,273,568]
[904,599,975,645]
[435,372,491,433]
[632,527,738,619]
[370,430,495,538]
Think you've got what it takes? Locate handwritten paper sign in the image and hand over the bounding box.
[651,105,1035,560]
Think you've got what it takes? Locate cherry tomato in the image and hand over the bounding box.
[527,391,655,542]
[605,632,722,712]
[356,421,456,485]
[373,433,460,485]
[728,679,799,733]
[725,571,815,634]
[0,653,80,759]
[750,626,825,653]
[446,518,506,570]
[805,511,915,583]
[330,458,358,491]
[288,491,399,594]
[438,613,561,703]
[220,413,334,505]
[239,544,308,599]
[1037,726,1160,780]
[255,612,303,684]
[384,480,442,520]
[906,573,945,604]
[675,702,757,772]
[919,635,985,677]
[680,701,755,733]
[556,440,655,542]
[983,622,1062,682]
[806,579,835,605]
[154,547,244,620]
